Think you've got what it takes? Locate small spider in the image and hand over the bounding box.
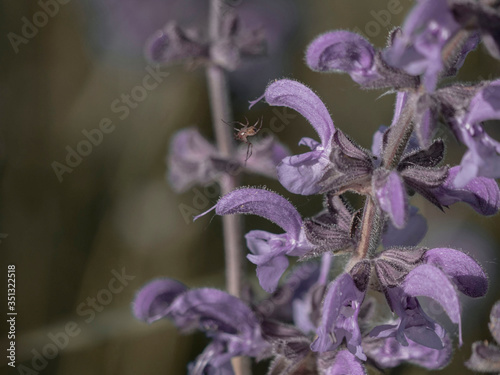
[225,117,263,163]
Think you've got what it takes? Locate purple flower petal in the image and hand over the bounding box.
[133,278,188,323]
[311,274,366,360]
[384,0,460,91]
[277,149,331,195]
[382,206,428,248]
[214,188,302,238]
[466,80,500,125]
[324,350,367,375]
[306,31,380,86]
[403,264,462,344]
[263,79,335,145]
[424,247,488,298]
[245,229,313,293]
[364,333,452,369]
[167,128,219,192]
[433,166,500,215]
[373,170,408,229]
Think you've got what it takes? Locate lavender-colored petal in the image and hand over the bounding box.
[241,137,290,178]
[432,166,500,215]
[133,278,188,323]
[306,31,380,86]
[277,149,331,195]
[467,80,500,125]
[465,341,500,373]
[491,301,500,345]
[364,333,452,369]
[384,0,460,91]
[451,80,500,185]
[424,247,488,298]
[263,79,335,144]
[311,274,366,360]
[167,288,258,334]
[403,264,462,344]
[373,170,408,229]
[167,128,219,192]
[246,230,312,293]
[382,206,427,248]
[324,350,367,375]
[214,188,303,238]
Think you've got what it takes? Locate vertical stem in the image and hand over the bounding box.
[206,0,244,300]
[206,1,249,374]
[348,197,379,268]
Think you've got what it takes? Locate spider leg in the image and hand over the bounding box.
[256,116,263,132]
[245,141,253,164]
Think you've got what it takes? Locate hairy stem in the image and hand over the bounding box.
[207,1,249,374]
[348,197,379,268]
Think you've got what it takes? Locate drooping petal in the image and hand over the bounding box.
[323,350,367,375]
[373,170,407,229]
[306,31,380,86]
[363,332,452,369]
[424,248,488,298]
[311,274,366,360]
[246,230,312,293]
[465,341,500,373]
[214,188,303,238]
[133,278,188,323]
[262,79,335,144]
[382,206,428,248]
[432,166,500,215]
[403,264,462,344]
[277,149,331,195]
[167,128,219,192]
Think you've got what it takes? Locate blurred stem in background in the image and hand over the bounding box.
[206,1,248,374]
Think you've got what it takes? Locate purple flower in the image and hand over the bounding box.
[363,330,452,369]
[252,79,336,195]
[383,0,463,91]
[167,128,288,192]
[133,279,269,374]
[437,80,500,185]
[146,11,265,70]
[195,188,314,292]
[306,30,418,90]
[465,300,500,373]
[370,247,488,349]
[311,273,366,360]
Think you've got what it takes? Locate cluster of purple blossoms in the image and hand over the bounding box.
[133,1,500,374]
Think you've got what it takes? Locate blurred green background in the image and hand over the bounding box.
[1,0,500,374]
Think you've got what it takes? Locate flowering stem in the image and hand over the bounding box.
[348,197,379,268]
[350,93,417,268]
[207,1,249,374]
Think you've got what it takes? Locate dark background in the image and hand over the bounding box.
[1,0,500,374]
